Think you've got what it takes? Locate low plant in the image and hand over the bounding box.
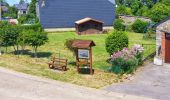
[110,44,144,74]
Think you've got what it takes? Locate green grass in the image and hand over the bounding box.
[0,31,155,88]
[39,32,155,70]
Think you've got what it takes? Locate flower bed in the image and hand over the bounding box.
[110,44,144,74]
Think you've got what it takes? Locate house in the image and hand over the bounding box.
[14,1,29,18]
[75,17,104,35]
[154,16,170,65]
[37,0,116,29]
[0,2,9,20]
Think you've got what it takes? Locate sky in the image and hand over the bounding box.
[6,0,31,6]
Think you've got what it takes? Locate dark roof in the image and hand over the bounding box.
[72,40,96,48]
[154,16,170,27]
[38,0,115,28]
[1,6,8,12]
[14,3,28,10]
[75,17,104,25]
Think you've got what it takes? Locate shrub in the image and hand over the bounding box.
[113,19,126,31]
[65,39,77,54]
[21,24,43,32]
[105,31,128,55]
[27,30,48,57]
[110,45,144,74]
[131,19,149,33]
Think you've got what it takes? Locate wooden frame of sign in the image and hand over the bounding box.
[72,40,96,75]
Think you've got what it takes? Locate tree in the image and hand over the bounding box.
[19,0,25,4]
[150,3,170,22]
[0,24,21,53]
[116,5,132,15]
[18,29,30,54]
[28,0,37,17]
[136,6,149,17]
[27,30,48,57]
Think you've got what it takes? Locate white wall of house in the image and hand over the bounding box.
[18,10,28,18]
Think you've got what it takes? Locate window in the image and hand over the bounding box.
[23,11,26,14]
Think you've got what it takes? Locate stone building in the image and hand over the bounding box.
[154,16,170,65]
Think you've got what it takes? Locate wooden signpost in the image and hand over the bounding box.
[72,40,96,75]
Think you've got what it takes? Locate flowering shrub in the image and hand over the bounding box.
[110,44,144,74]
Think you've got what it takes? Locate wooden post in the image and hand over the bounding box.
[76,49,80,73]
[90,47,93,75]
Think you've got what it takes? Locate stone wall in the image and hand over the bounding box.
[119,15,151,25]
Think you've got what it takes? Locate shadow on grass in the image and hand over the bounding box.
[12,50,53,58]
[79,67,94,75]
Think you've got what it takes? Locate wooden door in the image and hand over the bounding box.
[165,35,170,63]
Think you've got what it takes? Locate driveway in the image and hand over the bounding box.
[104,63,170,100]
[0,67,153,100]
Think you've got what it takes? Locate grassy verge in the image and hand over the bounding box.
[0,32,155,88]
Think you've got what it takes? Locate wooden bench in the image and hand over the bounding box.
[48,57,68,71]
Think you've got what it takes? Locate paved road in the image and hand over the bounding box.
[0,67,153,100]
[105,63,170,100]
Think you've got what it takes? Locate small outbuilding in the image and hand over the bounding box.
[154,16,170,65]
[75,18,104,35]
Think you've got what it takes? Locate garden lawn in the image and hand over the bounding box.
[0,31,155,88]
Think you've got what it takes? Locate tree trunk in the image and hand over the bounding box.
[33,46,38,58]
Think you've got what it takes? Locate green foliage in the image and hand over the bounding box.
[0,21,47,57]
[2,6,17,18]
[110,57,138,74]
[19,0,25,4]
[18,13,39,24]
[105,31,128,55]
[28,0,37,18]
[65,39,77,54]
[27,30,48,57]
[109,45,144,74]
[150,3,170,22]
[132,19,148,33]
[0,24,21,52]
[161,0,170,6]
[17,29,31,52]
[113,19,125,31]
[21,24,43,32]
[18,15,27,24]
[116,5,132,15]
[136,6,149,17]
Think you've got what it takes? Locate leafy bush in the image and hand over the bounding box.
[21,24,43,32]
[110,45,144,74]
[105,31,128,55]
[65,39,77,54]
[113,19,126,31]
[27,30,48,57]
[0,24,21,53]
[131,19,148,33]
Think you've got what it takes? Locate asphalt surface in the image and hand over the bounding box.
[0,67,154,100]
[105,63,170,100]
